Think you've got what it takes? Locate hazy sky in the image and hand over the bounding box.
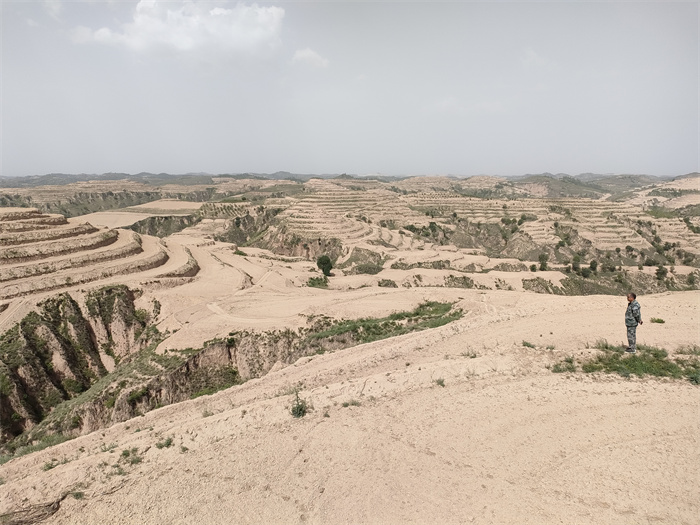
[2,1,698,177]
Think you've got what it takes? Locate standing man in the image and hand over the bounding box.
[625,292,643,353]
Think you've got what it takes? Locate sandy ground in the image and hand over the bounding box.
[128,199,204,211]
[1,291,698,525]
[70,212,161,228]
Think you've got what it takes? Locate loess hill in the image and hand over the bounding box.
[0,173,698,524]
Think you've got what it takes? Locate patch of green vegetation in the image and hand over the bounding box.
[0,433,72,464]
[444,275,474,288]
[119,447,143,465]
[306,302,461,347]
[391,259,451,271]
[650,317,665,324]
[189,366,241,399]
[307,276,329,288]
[341,399,361,407]
[352,263,384,275]
[645,206,678,219]
[402,222,451,244]
[682,217,700,235]
[155,437,173,449]
[378,279,398,288]
[677,345,700,356]
[433,378,446,387]
[291,390,310,418]
[551,356,576,373]
[566,341,700,383]
[522,341,535,348]
[127,387,148,405]
[317,255,333,277]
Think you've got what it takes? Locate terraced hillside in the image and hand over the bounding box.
[0,174,698,525]
[0,208,197,303]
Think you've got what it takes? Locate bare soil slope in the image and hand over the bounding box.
[1,291,697,525]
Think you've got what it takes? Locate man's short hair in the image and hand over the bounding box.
[627,292,636,299]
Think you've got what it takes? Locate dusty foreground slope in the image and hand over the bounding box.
[1,291,698,525]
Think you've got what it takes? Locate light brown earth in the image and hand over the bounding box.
[0,176,699,524]
[1,290,698,525]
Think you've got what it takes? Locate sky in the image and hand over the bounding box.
[1,0,698,178]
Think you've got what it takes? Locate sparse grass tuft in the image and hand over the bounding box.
[578,344,700,383]
[677,344,700,356]
[341,399,361,408]
[120,447,142,465]
[1,434,73,465]
[291,390,310,418]
[100,442,118,453]
[155,437,173,449]
[650,317,665,324]
[522,341,535,348]
[593,339,625,352]
[551,356,576,373]
[71,491,85,500]
[42,459,59,471]
[433,378,446,387]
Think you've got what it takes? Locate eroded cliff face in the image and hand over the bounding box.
[255,223,345,262]
[0,287,148,444]
[0,286,313,448]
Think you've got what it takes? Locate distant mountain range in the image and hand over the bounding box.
[0,171,696,189]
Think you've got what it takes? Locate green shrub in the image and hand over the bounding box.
[341,399,361,408]
[307,276,328,288]
[354,263,383,275]
[650,317,665,324]
[155,437,173,449]
[433,378,445,387]
[522,341,535,348]
[552,356,576,373]
[655,265,668,280]
[291,391,309,418]
[317,255,333,277]
[581,343,699,383]
[127,387,148,405]
[378,279,398,288]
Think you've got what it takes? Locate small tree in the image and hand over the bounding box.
[317,255,333,277]
[572,255,581,272]
[538,253,549,271]
[589,260,598,272]
[655,265,668,281]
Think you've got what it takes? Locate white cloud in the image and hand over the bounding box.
[74,1,284,56]
[291,47,329,68]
